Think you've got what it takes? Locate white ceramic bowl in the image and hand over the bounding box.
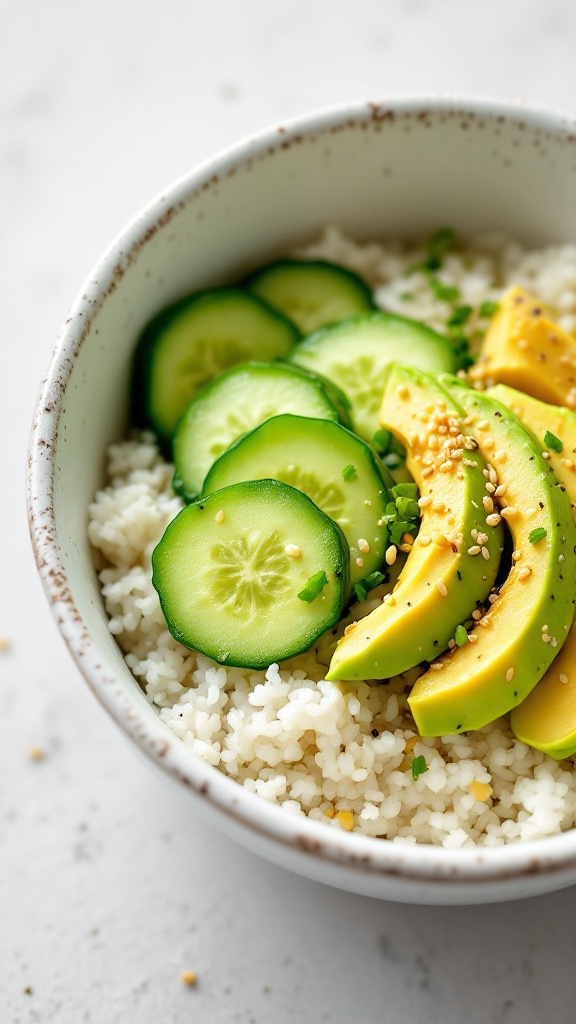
[28,96,576,905]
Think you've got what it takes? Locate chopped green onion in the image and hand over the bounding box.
[425,228,456,270]
[544,431,563,453]
[529,528,547,544]
[364,571,386,589]
[399,292,414,301]
[429,277,460,303]
[371,428,391,454]
[297,570,329,603]
[342,464,357,481]
[447,305,473,328]
[354,582,367,603]
[390,520,413,545]
[454,624,468,647]
[411,754,428,780]
[395,496,420,520]
[479,300,500,318]
[391,482,419,500]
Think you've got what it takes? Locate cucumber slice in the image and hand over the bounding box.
[133,288,300,441]
[202,414,394,590]
[289,311,457,443]
[152,480,349,668]
[173,361,347,500]
[246,258,375,334]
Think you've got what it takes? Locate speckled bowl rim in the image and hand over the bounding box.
[28,95,576,888]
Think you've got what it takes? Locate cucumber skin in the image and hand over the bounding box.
[245,258,376,329]
[131,287,301,447]
[152,480,350,669]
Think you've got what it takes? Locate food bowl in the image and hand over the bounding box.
[28,96,576,904]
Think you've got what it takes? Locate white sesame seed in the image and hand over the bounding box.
[485,482,496,494]
[440,460,454,473]
[481,546,490,560]
[542,633,551,643]
[355,557,364,568]
[559,553,566,562]
[377,518,384,527]
[488,593,499,604]
[495,484,507,497]
[512,549,522,562]
[500,506,518,519]
[551,637,558,648]
[484,438,495,452]
[477,419,490,431]
[215,509,225,524]
[436,580,448,597]
[477,533,489,545]
[471,528,478,540]
[542,451,551,460]
[422,467,434,478]
[284,543,301,558]
[430,662,444,670]
[364,500,372,507]
[385,545,397,566]
[468,545,481,556]
[489,466,498,484]
[483,495,494,512]
[560,674,569,685]
[486,513,502,527]
[472,609,482,620]
[418,496,432,509]
[418,535,431,546]
[517,566,532,581]
[494,449,507,464]
[383,593,396,605]
[358,538,370,553]
[468,633,478,643]
[506,667,515,682]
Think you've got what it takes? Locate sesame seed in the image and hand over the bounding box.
[472,609,482,620]
[489,466,498,484]
[215,509,225,523]
[383,593,396,606]
[486,513,502,527]
[542,624,548,631]
[467,545,481,556]
[471,529,478,540]
[494,449,507,464]
[561,458,575,470]
[477,533,488,545]
[399,543,412,553]
[560,674,569,685]
[517,566,532,581]
[506,667,515,682]
[364,500,372,507]
[418,495,432,508]
[483,495,494,512]
[500,506,518,519]
[482,469,490,479]
[430,662,444,670]
[484,438,495,452]
[355,557,364,568]
[462,458,476,467]
[436,580,448,597]
[422,467,434,478]
[385,545,397,566]
[495,484,507,497]
[485,482,496,494]
[481,546,490,560]
[512,549,522,562]
[468,633,478,643]
[551,637,558,648]
[488,593,499,604]
[559,553,566,562]
[418,535,431,546]
[285,544,301,558]
[542,451,551,461]
[542,633,551,643]
[477,419,490,431]
[358,538,370,553]
[377,518,384,527]
[440,460,454,473]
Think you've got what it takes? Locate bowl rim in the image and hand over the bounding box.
[27,93,576,887]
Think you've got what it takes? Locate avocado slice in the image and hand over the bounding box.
[408,378,576,737]
[471,285,576,409]
[326,365,504,681]
[487,384,576,516]
[486,387,576,758]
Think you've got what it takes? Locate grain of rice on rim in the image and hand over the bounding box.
[88,227,576,848]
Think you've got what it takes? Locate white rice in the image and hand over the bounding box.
[88,228,576,847]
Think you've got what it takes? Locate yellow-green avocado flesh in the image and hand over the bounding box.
[326,365,503,681]
[408,378,576,737]
[488,385,576,759]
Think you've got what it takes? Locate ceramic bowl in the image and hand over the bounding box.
[28,96,576,904]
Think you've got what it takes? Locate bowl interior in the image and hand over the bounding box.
[30,98,576,899]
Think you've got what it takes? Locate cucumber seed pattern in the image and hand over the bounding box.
[207,404,280,462]
[180,338,249,399]
[210,529,291,617]
[276,466,347,525]
[331,355,380,420]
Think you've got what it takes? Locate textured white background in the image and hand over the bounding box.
[3,1,576,1021]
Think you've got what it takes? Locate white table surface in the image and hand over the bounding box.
[3,1,576,1020]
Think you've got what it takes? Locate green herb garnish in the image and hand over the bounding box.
[424,228,456,271]
[354,570,387,604]
[529,528,547,544]
[429,277,461,303]
[399,291,414,301]
[479,300,500,318]
[297,570,329,603]
[342,464,357,481]
[454,624,468,647]
[391,483,419,500]
[411,755,428,780]
[544,431,563,453]
[371,428,391,454]
[447,305,473,328]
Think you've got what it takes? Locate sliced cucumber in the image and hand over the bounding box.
[133,288,300,441]
[152,480,349,668]
[289,311,458,443]
[202,414,393,590]
[173,361,347,500]
[246,258,375,334]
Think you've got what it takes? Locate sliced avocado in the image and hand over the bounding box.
[496,390,576,759]
[471,285,576,409]
[326,365,503,681]
[487,383,576,515]
[408,378,576,737]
